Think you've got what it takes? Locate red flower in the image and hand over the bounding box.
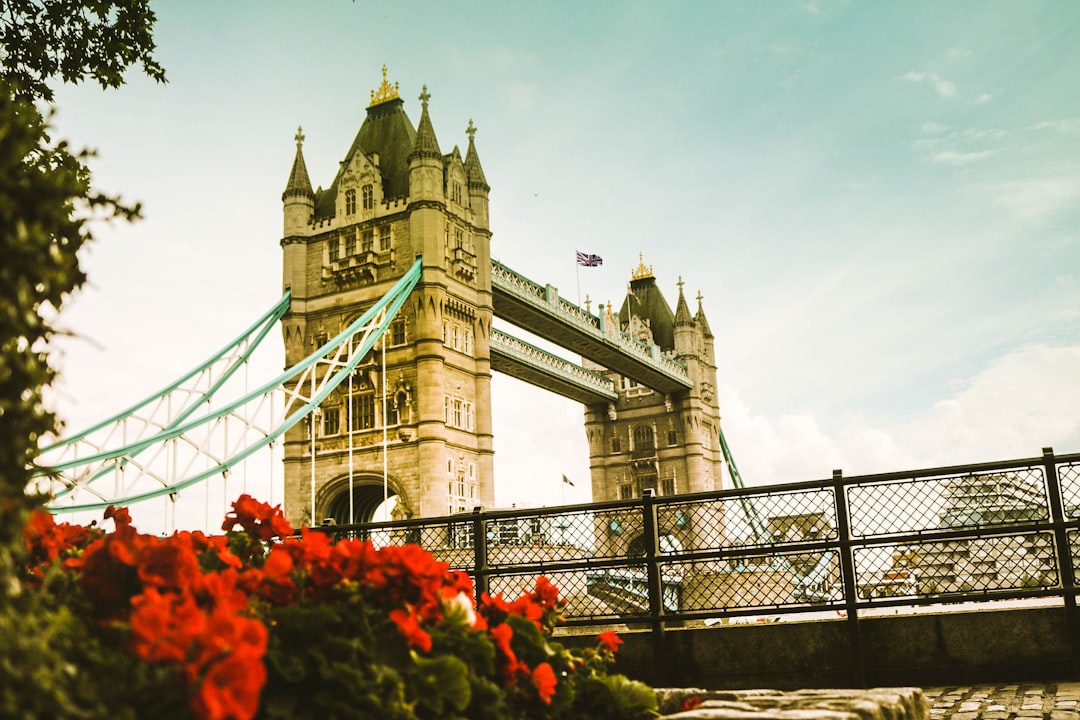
[221,494,293,541]
[532,576,561,610]
[531,662,557,704]
[478,591,511,627]
[191,647,266,720]
[239,546,297,605]
[596,630,623,654]
[130,588,205,664]
[681,694,703,711]
[23,509,99,581]
[105,505,133,529]
[488,622,526,682]
[137,535,201,592]
[67,536,140,617]
[389,608,432,652]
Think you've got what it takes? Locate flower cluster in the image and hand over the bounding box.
[24,496,658,720]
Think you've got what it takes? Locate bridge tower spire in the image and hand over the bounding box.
[278,68,494,527]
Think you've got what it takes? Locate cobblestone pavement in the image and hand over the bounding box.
[924,683,1080,720]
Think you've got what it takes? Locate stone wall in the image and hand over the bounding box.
[559,606,1078,690]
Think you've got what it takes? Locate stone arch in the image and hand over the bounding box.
[315,472,411,525]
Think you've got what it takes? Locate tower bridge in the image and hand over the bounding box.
[35,69,726,564]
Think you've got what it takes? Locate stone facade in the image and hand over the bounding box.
[279,68,494,526]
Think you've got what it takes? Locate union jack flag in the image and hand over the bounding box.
[576,251,603,267]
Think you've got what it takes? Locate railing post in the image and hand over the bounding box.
[471,506,489,606]
[832,468,866,687]
[639,489,670,679]
[1043,447,1079,674]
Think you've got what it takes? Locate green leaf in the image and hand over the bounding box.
[413,653,472,714]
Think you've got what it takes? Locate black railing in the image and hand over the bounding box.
[320,448,1080,642]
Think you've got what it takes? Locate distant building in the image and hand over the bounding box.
[865,473,1057,597]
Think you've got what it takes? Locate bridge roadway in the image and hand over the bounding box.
[489,259,693,404]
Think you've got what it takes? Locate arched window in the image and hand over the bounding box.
[632,425,655,452]
[345,189,357,215]
[362,184,374,210]
[388,390,409,425]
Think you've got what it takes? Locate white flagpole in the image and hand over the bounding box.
[576,254,581,305]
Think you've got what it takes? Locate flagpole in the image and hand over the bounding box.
[575,252,581,305]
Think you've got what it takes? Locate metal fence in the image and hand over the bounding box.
[320,448,1080,639]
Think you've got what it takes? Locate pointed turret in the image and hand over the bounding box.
[464,119,489,190]
[409,85,443,162]
[283,126,314,236]
[674,278,693,327]
[464,119,490,229]
[694,292,713,338]
[408,85,444,205]
[281,127,315,308]
[673,277,696,358]
[283,126,314,200]
[695,291,716,366]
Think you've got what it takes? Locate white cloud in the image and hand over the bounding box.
[717,345,1080,489]
[958,127,1006,141]
[991,175,1080,220]
[930,149,995,166]
[902,70,957,98]
[947,48,972,60]
[1031,118,1080,134]
[973,93,994,105]
[911,126,1004,168]
[904,345,1080,463]
[802,1,823,15]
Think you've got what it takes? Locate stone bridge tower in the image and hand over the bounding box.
[279,68,494,527]
[584,256,725,554]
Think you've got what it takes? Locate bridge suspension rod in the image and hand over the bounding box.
[35,259,422,513]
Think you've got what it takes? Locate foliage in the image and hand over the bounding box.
[16,495,659,720]
[0,85,144,533]
[0,2,163,712]
[0,0,166,102]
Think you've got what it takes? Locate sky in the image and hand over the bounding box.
[41,0,1080,533]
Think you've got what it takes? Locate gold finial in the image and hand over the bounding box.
[631,252,654,281]
[369,64,401,107]
[294,126,305,148]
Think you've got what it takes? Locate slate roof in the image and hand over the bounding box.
[314,97,418,220]
[283,130,313,200]
[618,274,676,351]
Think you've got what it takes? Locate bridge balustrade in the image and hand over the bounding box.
[491,259,601,334]
[320,448,1080,646]
[490,258,690,391]
[489,329,616,401]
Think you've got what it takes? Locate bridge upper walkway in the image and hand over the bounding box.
[490,259,693,397]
